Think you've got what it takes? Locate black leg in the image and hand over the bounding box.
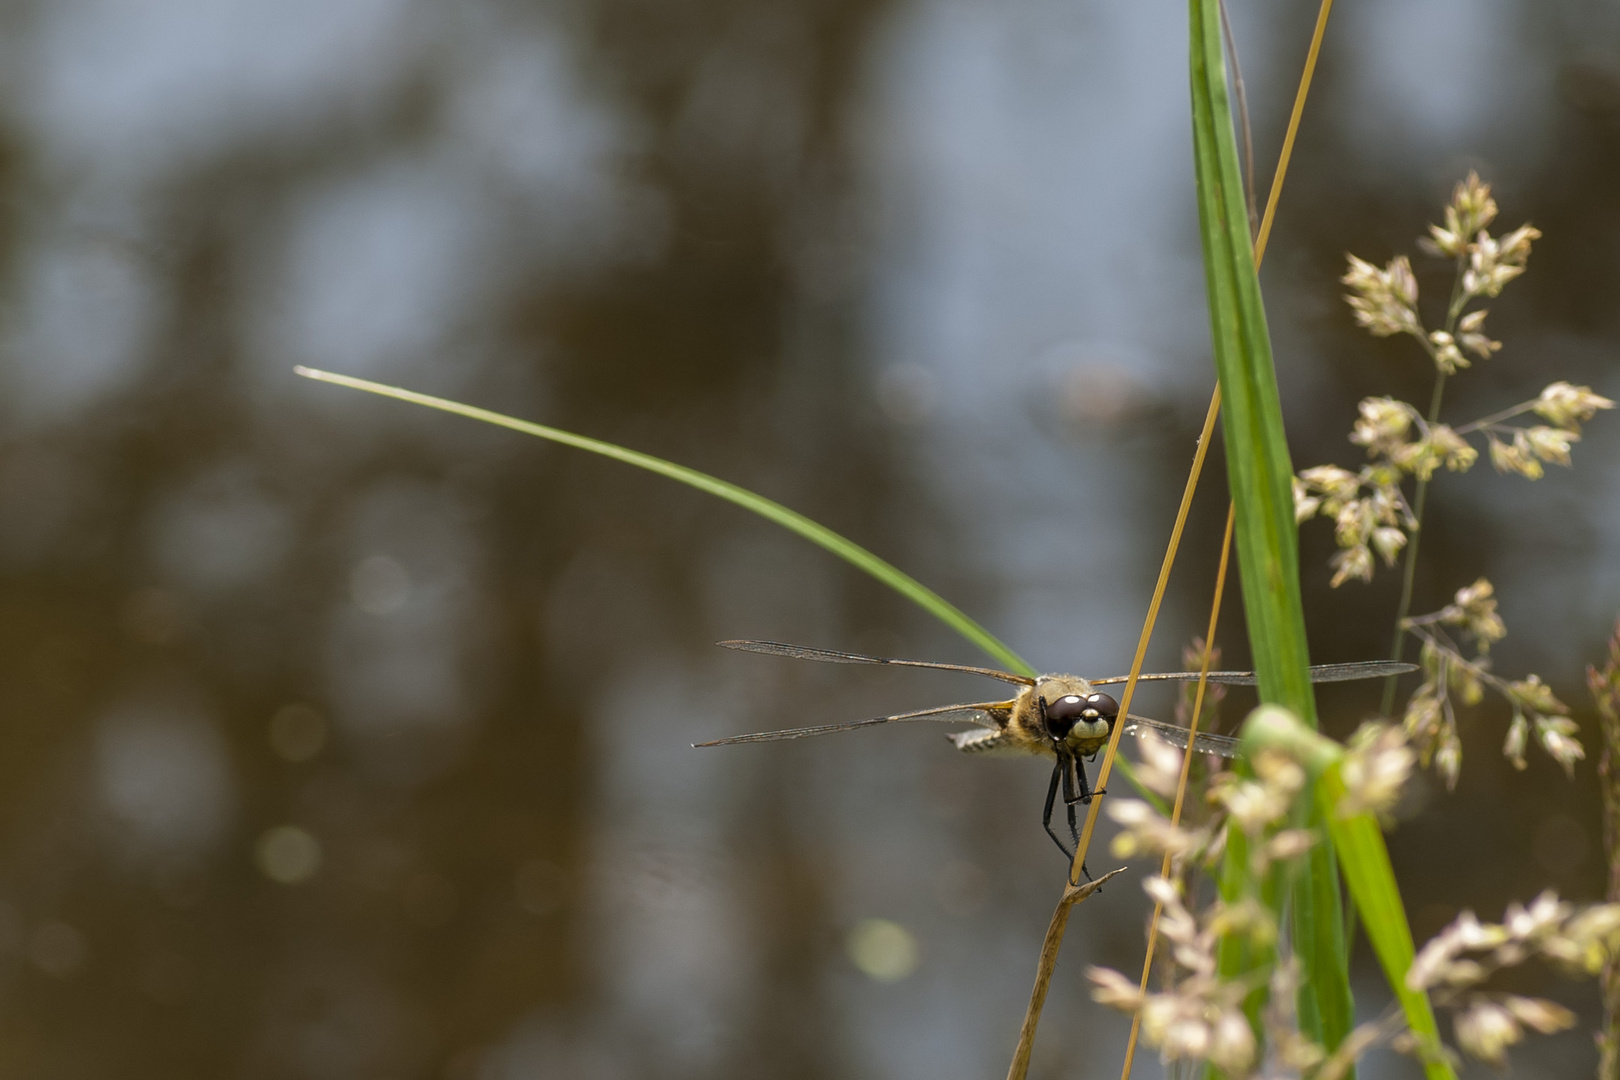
[1072,754,1105,803]
[1041,757,1075,861]
[1061,757,1080,843]
[1060,758,1093,881]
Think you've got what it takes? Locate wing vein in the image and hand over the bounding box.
[694,700,1010,747]
[1091,660,1417,686]
[717,640,1033,685]
[1123,714,1243,758]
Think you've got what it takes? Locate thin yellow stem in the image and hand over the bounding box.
[1064,385,1224,890]
[1003,3,1336,1076]
[1119,6,1336,1072]
[1253,0,1334,263]
[1119,503,1236,1079]
[1003,386,1223,1080]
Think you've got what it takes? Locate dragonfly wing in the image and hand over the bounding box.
[717,639,1033,686]
[693,700,1013,747]
[1123,714,1243,759]
[1092,660,1418,686]
[1306,660,1419,682]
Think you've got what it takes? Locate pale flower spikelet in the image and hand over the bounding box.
[1299,174,1609,641]
[1397,577,1578,782]
[1337,722,1414,820]
[1342,254,1421,337]
[1090,708,1608,1076]
[1534,381,1614,429]
[1389,891,1620,1067]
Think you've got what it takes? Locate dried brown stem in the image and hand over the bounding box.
[1004,869,1127,1080]
[1590,622,1620,1080]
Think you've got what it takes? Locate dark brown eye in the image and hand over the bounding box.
[1046,695,1089,722]
[1085,692,1119,719]
[1044,695,1088,738]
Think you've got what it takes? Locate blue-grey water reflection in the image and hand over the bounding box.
[0,0,1616,1076]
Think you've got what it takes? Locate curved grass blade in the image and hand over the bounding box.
[295,369,1170,804]
[294,366,1033,678]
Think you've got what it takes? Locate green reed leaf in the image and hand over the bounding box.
[1187,0,1351,1064]
[294,367,1033,678]
[294,370,1171,809]
[1189,3,1451,1073]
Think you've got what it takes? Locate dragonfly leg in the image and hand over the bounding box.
[1079,751,1107,801]
[1061,758,1080,842]
[1041,758,1075,862]
[1067,756,1106,805]
[1060,757,1093,882]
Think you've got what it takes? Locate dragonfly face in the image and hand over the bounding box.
[1039,687,1120,756]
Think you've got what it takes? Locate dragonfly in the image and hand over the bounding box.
[695,639,1416,871]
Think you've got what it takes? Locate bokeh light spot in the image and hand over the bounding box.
[255,826,322,885]
[97,704,233,854]
[845,918,919,982]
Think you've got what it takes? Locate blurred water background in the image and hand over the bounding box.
[0,0,1617,1076]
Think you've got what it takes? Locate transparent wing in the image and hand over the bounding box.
[717,639,1034,686]
[1090,660,1417,687]
[693,700,1013,747]
[1122,714,1244,759]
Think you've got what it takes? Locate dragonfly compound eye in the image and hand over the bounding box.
[1044,694,1090,738]
[1085,692,1119,719]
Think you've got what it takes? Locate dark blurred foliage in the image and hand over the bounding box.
[0,0,1615,1077]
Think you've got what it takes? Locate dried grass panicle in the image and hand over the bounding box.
[1297,180,1609,779]
[1105,731,1234,874]
[1336,721,1415,820]
[1093,717,1620,1076]
[1090,725,1347,1077]
[1342,253,1421,338]
[1395,578,1581,786]
[1407,891,1620,1065]
[1299,175,1612,587]
[1175,638,1227,733]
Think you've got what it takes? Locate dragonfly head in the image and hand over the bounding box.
[1042,690,1119,747]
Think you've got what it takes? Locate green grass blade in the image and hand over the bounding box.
[294,370,1175,804]
[1322,807,1452,1079]
[1188,9,1454,1072]
[1189,8,1313,717]
[1187,0,1352,1061]
[294,367,1034,678]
